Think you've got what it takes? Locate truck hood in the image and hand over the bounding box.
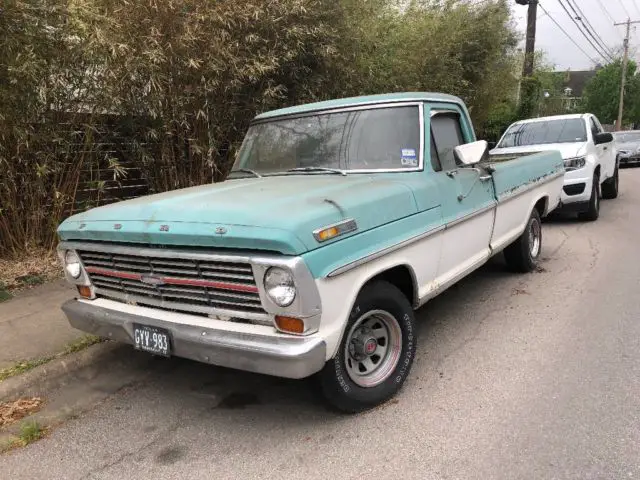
[58,175,420,255]
[490,142,586,160]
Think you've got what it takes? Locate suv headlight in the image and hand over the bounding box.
[64,250,82,279]
[264,267,296,307]
[564,156,586,171]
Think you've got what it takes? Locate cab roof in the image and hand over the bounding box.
[512,113,590,125]
[253,92,466,121]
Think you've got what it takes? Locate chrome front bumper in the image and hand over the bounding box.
[62,300,326,379]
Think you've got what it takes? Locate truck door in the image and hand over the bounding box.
[590,116,615,180]
[430,111,497,288]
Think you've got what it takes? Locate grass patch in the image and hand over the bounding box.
[0,335,104,382]
[0,286,11,303]
[0,358,51,382]
[17,420,45,444]
[62,335,103,355]
[1,421,47,452]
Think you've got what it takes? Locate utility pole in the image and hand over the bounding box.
[614,18,640,130]
[516,0,539,117]
[520,0,538,78]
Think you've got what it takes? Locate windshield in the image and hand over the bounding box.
[233,105,421,175]
[498,118,587,147]
[614,132,640,143]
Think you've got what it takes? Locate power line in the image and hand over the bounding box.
[565,0,615,59]
[616,0,631,18]
[594,0,624,40]
[633,0,640,18]
[538,3,598,64]
[556,0,614,62]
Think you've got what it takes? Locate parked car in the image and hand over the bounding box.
[490,114,618,221]
[56,92,564,412]
[614,130,640,166]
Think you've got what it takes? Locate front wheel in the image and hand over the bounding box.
[504,208,542,273]
[578,173,600,221]
[320,281,417,413]
[602,165,619,199]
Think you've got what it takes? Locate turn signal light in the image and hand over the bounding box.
[275,316,305,334]
[316,226,339,242]
[77,285,92,298]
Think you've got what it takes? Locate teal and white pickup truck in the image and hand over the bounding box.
[57,93,564,412]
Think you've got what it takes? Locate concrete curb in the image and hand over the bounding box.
[0,341,122,402]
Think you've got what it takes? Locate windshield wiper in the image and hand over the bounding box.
[228,168,262,178]
[286,167,347,176]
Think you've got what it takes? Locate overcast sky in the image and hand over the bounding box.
[511,0,640,70]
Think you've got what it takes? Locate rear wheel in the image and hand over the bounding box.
[602,165,619,199]
[578,173,600,221]
[320,281,416,413]
[504,208,542,273]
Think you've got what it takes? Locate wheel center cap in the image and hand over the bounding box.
[364,338,377,355]
[349,332,378,360]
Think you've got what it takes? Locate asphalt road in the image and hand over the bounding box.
[3,169,640,480]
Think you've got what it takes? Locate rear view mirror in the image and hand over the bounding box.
[594,132,613,145]
[454,140,489,166]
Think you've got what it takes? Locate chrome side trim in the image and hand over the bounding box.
[497,170,564,203]
[327,224,446,278]
[326,202,497,278]
[313,218,358,242]
[445,202,496,229]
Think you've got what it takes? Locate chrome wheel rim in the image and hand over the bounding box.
[529,217,541,258]
[344,310,402,388]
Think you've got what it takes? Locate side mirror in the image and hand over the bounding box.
[454,140,489,166]
[594,132,613,145]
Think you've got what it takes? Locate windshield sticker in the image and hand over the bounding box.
[401,148,417,166]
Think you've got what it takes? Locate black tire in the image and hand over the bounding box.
[602,165,619,199]
[578,173,600,221]
[504,208,542,273]
[320,281,417,413]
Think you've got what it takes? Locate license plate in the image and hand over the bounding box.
[133,324,171,356]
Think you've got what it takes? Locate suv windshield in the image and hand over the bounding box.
[615,132,640,143]
[232,105,421,175]
[498,118,587,147]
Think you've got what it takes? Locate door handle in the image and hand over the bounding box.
[479,175,492,182]
[603,146,608,151]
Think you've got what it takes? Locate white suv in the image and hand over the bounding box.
[490,114,618,221]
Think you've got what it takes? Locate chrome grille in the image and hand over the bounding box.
[77,250,267,319]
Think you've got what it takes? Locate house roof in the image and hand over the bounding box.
[561,70,598,97]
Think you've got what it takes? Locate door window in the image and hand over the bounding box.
[589,117,600,140]
[431,113,465,171]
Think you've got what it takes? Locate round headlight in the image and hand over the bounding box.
[65,250,82,279]
[264,267,296,307]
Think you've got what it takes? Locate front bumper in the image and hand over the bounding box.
[560,169,592,205]
[619,155,640,165]
[62,299,326,379]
